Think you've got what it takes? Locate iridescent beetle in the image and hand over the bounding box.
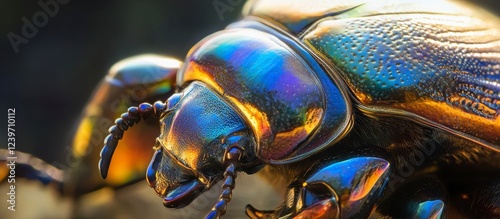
[98,0,500,218]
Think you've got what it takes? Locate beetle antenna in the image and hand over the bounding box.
[205,147,243,219]
[98,101,167,179]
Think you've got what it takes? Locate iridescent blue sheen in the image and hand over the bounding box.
[415,200,444,219]
[305,157,390,218]
[180,25,352,162]
[228,21,353,163]
[159,83,247,170]
[191,29,322,112]
[303,12,500,148]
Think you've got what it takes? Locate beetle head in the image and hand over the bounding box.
[99,26,351,215]
[147,82,260,208]
[99,80,261,208]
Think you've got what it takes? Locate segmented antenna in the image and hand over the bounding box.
[98,101,167,179]
[205,147,243,219]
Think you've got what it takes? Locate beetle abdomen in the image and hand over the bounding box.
[302,12,500,150]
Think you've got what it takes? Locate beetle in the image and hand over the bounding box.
[2,0,499,218]
[97,0,500,218]
[1,54,278,218]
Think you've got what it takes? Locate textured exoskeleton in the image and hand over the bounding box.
[98,0,500,218]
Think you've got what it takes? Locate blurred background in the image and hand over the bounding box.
[0,0,243,164]
[0,0,499,218]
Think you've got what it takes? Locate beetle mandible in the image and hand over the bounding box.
[99,0,500,218]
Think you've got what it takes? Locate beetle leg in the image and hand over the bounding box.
[247,198,339,219]
[374,176,447,218]
[0,149,64,187]
[3,55,181,196]
[291,197,339,219]
[413,200,445,219]
[246,157,390,219]
[70,54,181,195]
[303,157,390,218]
[205,146,244,219]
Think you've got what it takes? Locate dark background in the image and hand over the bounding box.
[0,0,243,164]
[0,0,499,175]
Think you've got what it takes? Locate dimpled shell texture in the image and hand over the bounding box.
[244,0,500,150]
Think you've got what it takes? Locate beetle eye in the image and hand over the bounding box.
[166,93,183,109]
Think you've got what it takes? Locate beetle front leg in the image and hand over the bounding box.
[247,157,390,219]
[3,54,182,197]
[69,54,182,195]
[375,176,446,218]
